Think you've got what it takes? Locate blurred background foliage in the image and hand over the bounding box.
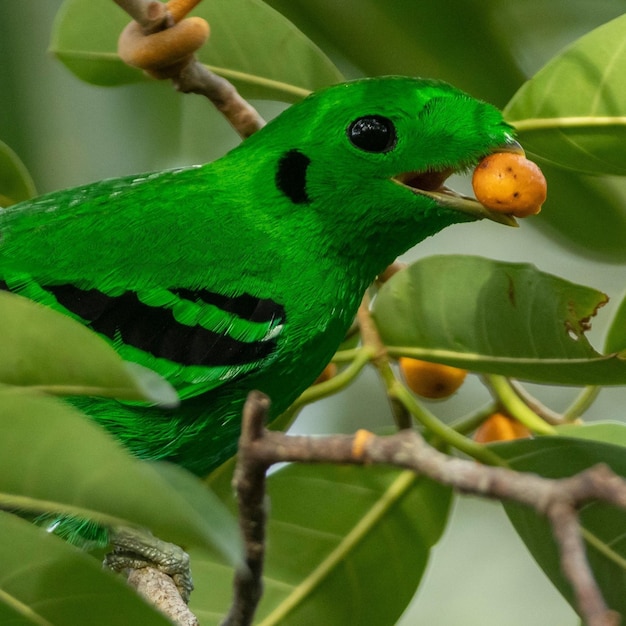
[3,1,626,624]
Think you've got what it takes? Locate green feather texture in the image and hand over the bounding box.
[0,76,515,475]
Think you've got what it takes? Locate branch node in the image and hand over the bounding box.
[240,391,271,445]
[351,429,375,461]
[118,17,209,79]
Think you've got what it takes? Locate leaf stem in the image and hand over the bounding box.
[0,585,52,626]
[563,386,601,422]
[203,65,312,101]
[357,294,412,429]
[485,375,556,435]
[511,116,626,133]
[449,402,498,436]
[389,382,506,465]
[290,347,375,413]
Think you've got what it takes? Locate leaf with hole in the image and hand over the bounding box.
[372,255,626,385]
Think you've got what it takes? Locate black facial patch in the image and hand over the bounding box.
[43,284,284,368]
[276,149,311,204]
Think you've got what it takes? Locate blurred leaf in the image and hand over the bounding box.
[605,290,626,353]
[505,14,626,176]
[194,462,452,625]
[50,0,343,102]
[264,0,626,106]
[265,0,524,106]
[0,511,171,626]
[556,421,626,446]
[485,0,626,78]
[0,290,176,406]
[0,140,36,207]
[0,389,240,564]
[50,0,139,86]
[530,161,626,263]
[496,433,626,618]
[372,255,626,385]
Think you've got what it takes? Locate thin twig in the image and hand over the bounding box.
[226,391,626,626]
[564,385,602,422]
[113,0,170,31]
[548,503,620,626]
[220,392,271,626]
[484,374,556,435]
[174,63,265,139]
[509,379,566,425]
[357,293,412,429]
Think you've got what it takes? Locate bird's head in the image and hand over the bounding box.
[233,76,523,269]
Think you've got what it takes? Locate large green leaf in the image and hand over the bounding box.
[505,14,626,176]
[372,255,626,385]
[0,140,36,207]
[496,430,626,619]
[0,290,176,406]
[50,0,343,102]
[0,389,240,564]
[193,462,452,624]
[263,0,624,107]
[265,0,524,106]
[0,511,172,626]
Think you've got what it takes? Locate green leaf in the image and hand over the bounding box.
[555,421,626,447]
[530,161,626,263]
[193,462,452,625]
[0,389,240,564]
[605,290,626,353]
[50,0,343,102]
[372,255,626,385]
[264,0,525,107]
[0,290,176,406]
[505,14,626,176]
[496,434,626,618]
[265,0,626,108]
[0,140,36,207]
[0,511,172,626]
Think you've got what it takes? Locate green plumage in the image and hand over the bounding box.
[0,77,515,476]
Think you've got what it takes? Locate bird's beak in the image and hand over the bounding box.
[392,139,526,227]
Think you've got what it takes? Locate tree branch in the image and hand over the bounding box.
[226,391,626,626]
[114,0,265,137]
[127,567,200,626]
[219,392,271,626]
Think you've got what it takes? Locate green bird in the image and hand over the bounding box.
[0,76,519,477]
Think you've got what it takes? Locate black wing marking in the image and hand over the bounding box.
[8,282,285,368]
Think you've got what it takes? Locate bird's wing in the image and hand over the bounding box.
[0,277,285,400]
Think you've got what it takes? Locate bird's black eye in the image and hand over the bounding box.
[347,116,397,153]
